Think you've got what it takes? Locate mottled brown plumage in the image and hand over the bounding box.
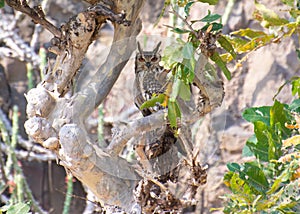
[133,42,179,172]
[134,41,169,116]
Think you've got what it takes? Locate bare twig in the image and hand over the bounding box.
[5,0,61,38]
[168,7,198,38]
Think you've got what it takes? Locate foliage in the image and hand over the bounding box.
[222,0,300,66]
[0,0,4,8]
[147,0,300,130]
[0,202,30,214]
[220,90,300,213]
[209,1,300,213]
[144,2,236,129]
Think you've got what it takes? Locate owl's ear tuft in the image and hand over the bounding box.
[153,42,162,54]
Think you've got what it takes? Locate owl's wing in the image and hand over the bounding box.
[133,77,152,116]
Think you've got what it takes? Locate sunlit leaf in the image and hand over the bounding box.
[220,53,234,63]
[140,94,165,110]
[217,35,237,59]
[254,1,289,27]
[270,100,291,137]
[223,36,248,52]
[251,121,270,161]
[241,162,269,194]
[289,8,300,19]
[291,77,300,97]
[283,135,300,147]
[2,202,31,214]
[267,167,291,195]
[236,35,274,52]
[168,100,181,128]
[242,106,271,126]
[210,52,231,80]
[231,28,268,39]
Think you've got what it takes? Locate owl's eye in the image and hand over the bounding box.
[151,56,158,62]
[138,57,145,62]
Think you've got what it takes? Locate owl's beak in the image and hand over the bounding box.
[146,62,151,68]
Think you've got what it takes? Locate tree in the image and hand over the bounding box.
[1,0,299,213]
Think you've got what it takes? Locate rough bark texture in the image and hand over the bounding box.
[6,0,224,212]
[12,0,146,211]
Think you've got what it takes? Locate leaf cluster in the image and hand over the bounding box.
[221,94,300,213]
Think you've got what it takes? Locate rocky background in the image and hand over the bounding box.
[0,0,299,213]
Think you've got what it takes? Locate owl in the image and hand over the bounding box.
[134,42,182,172]
[134,41,168,116]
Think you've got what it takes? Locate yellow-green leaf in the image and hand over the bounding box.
[217,35,237,59]
[254,1,289,27]
[282,135,300,147]
[231,28,267,39]
[210,52,231,80]
[168,100,181,128]
[140,94,165,110]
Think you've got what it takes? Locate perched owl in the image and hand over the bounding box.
[133,42,181,171]
[134,41,168,116]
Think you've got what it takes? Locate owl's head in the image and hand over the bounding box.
[135,42,162,72]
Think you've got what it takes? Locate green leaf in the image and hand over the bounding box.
[231,28,268,39]
[288,98,300,113]
[200,13,221,22]
[217,35,237,59]
[170,76,181,102]
[171,27,191,34]
[184,1,195,15]
[281,0,295,7]
[198,0,219,5]
[202,22,223,32]
[242,106,271,126]
[270,100,286,128]
[182,42,194,59]
[2,202,31,214]
[140,94,165,110]
[0,0,4,8]
[246,121,269,161]
[254,1,289,27]
[168,100,181,128]
[210,52,231,80]
[161,42,184,69]
[241,162,269,194]
[179,82,192,101]
[227,162,241,172]
[267,167,291,195]
[227,172,254,198]
[270,100,291,138]
[291,77,300,97]
[181,58,195,83]
[242,137,255,157]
